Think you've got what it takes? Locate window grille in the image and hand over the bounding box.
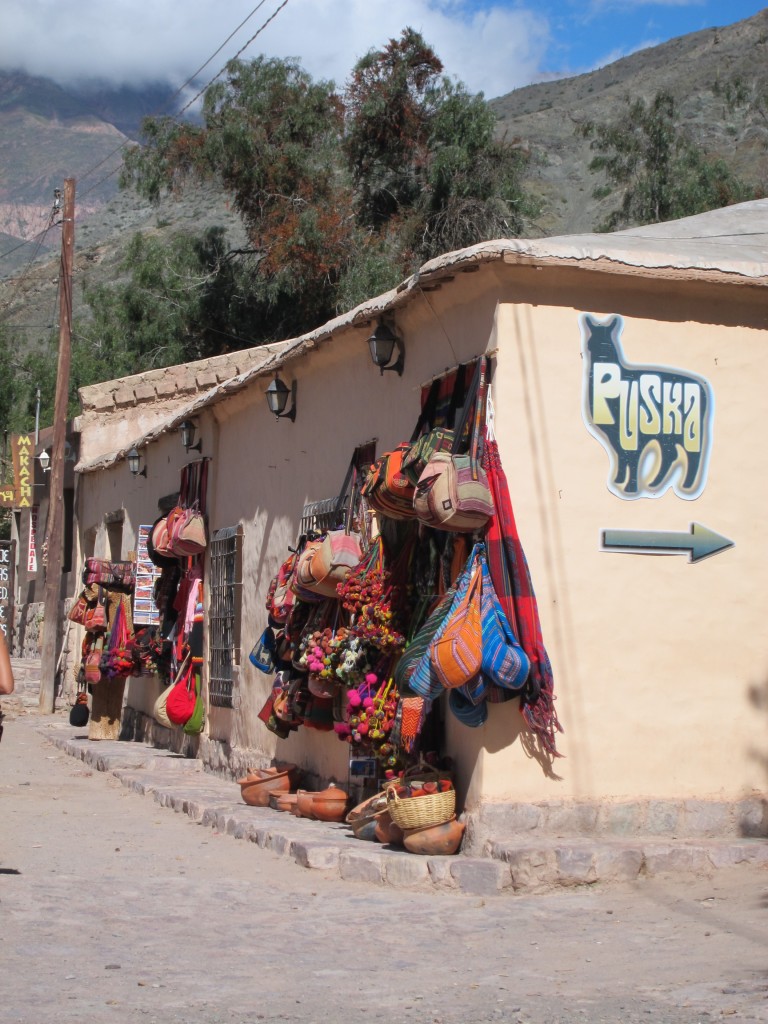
[209,525,243,708]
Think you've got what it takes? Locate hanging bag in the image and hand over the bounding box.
[153,679,177,728]
[401,366,469,486]
[479,555,530,692]
[361,443,416,521]
[429,554,483,690]
[165,653,196,725]
[84,636,105,685]
[68,588,94,626]
[182,670,205,735]
[296,529,362,599]
[414,358,494,533]
[168,461,209,558]
[83,585,107,633]
[407,546,479,700]
[82,557,135,588]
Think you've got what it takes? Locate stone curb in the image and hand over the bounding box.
[42,725,768,895]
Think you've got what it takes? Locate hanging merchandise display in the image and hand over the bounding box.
[247,352,558,854]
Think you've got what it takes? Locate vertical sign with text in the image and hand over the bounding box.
[0,541,16,641]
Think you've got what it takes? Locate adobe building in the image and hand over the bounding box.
[70,200,768,843]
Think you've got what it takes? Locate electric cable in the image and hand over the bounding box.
[75,0,274,194]
[0,200,60,321]
[78,0,291,201]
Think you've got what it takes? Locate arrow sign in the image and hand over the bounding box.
[601,522,734,563]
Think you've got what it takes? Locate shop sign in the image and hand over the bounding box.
[0,434,34,508]
[0,541,15,639]
[581,314,714,501]
[27,506,38,574]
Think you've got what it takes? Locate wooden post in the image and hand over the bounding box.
[39,178,75,713]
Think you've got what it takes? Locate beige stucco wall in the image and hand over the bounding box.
[74,259,768,811]
[456,267,767,808]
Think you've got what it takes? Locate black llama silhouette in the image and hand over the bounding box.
[581,314,712,499]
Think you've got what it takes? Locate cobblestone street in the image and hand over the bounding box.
[1,709,767,1024]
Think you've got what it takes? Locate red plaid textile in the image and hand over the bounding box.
[482,438,563,759]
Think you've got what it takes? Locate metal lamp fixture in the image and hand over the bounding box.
[37,449,51,473]
[265,375,297,421]
[368,320,405,376]
[127,447,147,477]
[179,419,202,452]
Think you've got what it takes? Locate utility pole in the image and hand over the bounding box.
[39,178,75,713]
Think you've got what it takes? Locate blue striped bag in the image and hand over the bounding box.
[479,555,530,692]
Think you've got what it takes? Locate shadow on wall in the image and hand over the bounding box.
[742,676,768,837]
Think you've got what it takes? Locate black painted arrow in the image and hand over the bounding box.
[601,523,734,563]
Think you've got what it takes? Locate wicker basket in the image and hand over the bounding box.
[386,784,456,831]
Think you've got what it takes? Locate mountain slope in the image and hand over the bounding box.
[490,8,768,234]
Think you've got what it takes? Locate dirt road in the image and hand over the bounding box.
[1,708,767,1024]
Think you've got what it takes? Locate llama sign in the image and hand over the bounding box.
[580,314,714,501]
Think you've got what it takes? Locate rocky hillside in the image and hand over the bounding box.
[490,8,768,235]
[0,71,177,271]
[1,8,767,354]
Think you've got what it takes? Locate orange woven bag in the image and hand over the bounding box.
[429,560,482,689]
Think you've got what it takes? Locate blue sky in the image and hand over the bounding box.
[0,0,766,99]
[530,0,768,80]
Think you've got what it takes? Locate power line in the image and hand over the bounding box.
[0,199,60,322]
[0,0,291,255]
[75,0,274,194]
[79,0,291,201]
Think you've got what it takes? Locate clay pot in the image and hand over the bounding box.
[402,815,465,856]
[311,797,349,823]
[238,771,291,807]
[311,787,349,823]
[269,792,298,812]
[346,791,388,824]
[347,791,388,841]
[374,809,404,846]
[296,790,316,819]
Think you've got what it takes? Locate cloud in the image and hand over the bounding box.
[0,0,550,99]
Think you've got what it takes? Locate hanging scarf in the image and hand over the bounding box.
[482,438,563,759]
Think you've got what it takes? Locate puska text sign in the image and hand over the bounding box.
[581,314,713,501]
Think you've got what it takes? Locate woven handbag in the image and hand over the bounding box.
[479,556,530,692]
[82,557,135,588]
[166,654,196,725]
[83,586,107,633]
[413,358,494,533]
[68,589,93,626]
[296,530,362,599]
[429,556,482,690]
[182,671,205,735]
[153,681,176,728]
[407,546,478,699]
[361,444,416,521]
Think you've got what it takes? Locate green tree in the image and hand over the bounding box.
[344,29,532,262]
[122,35,536,330]
[122,57,354,337]
[581,91,754,230]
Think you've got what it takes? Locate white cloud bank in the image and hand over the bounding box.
[0,0,550,99]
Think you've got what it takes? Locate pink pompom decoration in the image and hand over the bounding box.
[357,721,369,735]
[362,697,374,710]
[333,722,351,738]
[365,673,378,685]
[347,690,362,708]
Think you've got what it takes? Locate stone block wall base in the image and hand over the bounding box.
[464,795,768,854]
